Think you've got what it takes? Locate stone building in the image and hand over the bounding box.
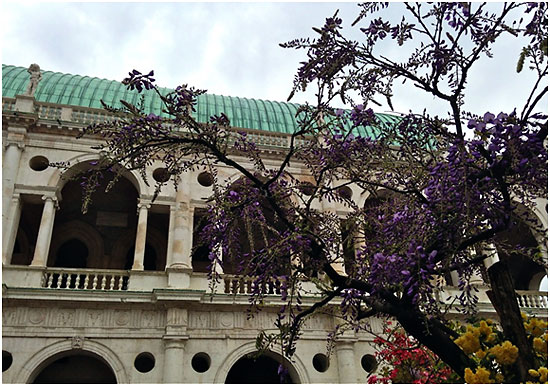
[2,64,548,383]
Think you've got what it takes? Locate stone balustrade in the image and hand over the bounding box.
[222,275,285,295]
[42,268,129,291]
[2,99,15,112]
[516,290,548,308]
[3,97,310,151]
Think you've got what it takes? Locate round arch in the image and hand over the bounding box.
[214,341,309,384]
[16,339,128,384]
[529,271,548,291]
[47,220,104,268]
[511,201,548,261]
[50,155,144,196]
[358,188,395,209]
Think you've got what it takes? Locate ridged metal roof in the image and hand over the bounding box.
[2,64,398,135]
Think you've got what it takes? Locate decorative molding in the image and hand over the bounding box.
[3,306,335,333]
[187,310,333,331]
[2,306,166,330]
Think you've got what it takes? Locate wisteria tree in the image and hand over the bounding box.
[75,2,547,382]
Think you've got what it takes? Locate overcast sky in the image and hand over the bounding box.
[2,1,548,118]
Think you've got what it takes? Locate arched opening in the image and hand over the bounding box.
[49,166,139,270]
[494,216,546,290]
[32,352,116,383]
[225,353,297,384]
[54,239,88,268]
[537,275,548,292]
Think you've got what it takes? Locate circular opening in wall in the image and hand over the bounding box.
[191,352,211,373]
[338,186,353,200]
[152,168,170,183]
[2,351,13,372]
[197,172,214,187]
[299,182,315,196]
[312,353,329,373]
[29,156,49,171]
[134,352,155,373]
[361,354,377,373]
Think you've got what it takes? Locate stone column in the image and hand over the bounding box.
[165,204,177,270]
[171,205,194,269]
[3,194,22,265]
[31,195,58,266]
[132,201,151,270]
[162,338,186,383]
[2,134,25,233]
[170,172,193,269]
[335,341,357,383]
[167,172,194,288]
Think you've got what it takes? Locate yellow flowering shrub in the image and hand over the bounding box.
[464,367,495,384]
[456,315,548,384]
[533,336,547,354]
[525,318,548,337]
[479,321,492,336]
[455,331,481,354]
[489,340,518,365]
[538,367,548,383]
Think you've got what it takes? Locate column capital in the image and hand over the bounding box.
[3,140,25,150]
[41,194,60,209]
[137,202,151,210]
[162,336,189,348]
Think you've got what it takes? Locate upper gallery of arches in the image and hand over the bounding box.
[2,64,398,136]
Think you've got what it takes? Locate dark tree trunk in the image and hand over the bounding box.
[394,302,475,380]
[486,261,536,383]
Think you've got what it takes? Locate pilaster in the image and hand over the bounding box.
[2,128,26,233]
[2,193,22,265]
[335,336,358,383]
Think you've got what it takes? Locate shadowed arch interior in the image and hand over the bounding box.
[225,352,297,384]
[31,351,116,384]
[51,167,139,269]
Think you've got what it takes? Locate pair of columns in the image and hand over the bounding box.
[3,164,197,271]
[10,195,195,270]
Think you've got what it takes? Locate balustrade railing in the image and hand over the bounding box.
[3,97,311,151]
[42,268,129,291]
[516,290,548,308]
[35,104,62,120]
[2,99,15,112]
[71,108,115,124]
[223,275,284,295]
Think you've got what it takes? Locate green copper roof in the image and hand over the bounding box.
[2,64,398,135]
